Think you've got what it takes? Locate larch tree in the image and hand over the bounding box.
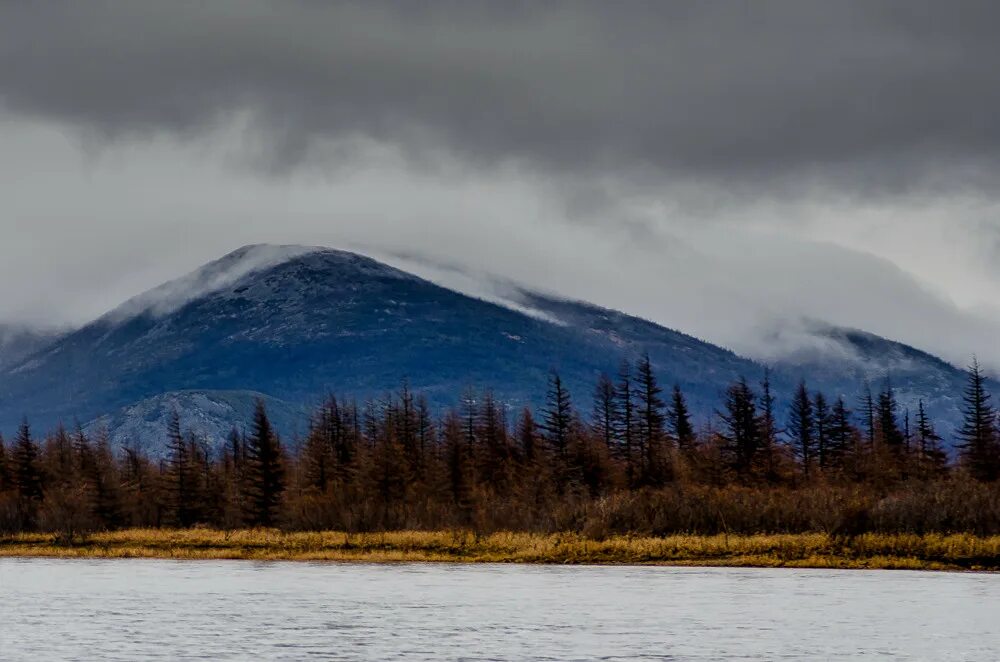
[165,410,198,527]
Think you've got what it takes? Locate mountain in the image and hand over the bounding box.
[0,245,984,452]
[85,390,307,456]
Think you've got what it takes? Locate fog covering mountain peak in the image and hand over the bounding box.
[102,244,324,324]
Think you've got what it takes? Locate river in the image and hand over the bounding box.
[1,559,997,660]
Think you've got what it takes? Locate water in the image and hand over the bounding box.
[1,559,997,661]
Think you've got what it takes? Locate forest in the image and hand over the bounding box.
[1,355,999,540]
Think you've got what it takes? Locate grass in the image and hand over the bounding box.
[2,529,999,570]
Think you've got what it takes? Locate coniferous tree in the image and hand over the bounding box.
[787,381,815,477]
[828,397,854,469]
[515,407,539,466]
[11,420,43,530]
[416,395,434,473]
[243,400,286,526]
[591,373,617,453]
[461,387,478,454]
[87,428,123,528]
[614,360,636,486]
[957,358,999,481]
[668,384,696,454]
[0,433,9,492]
[398,380,421,479]
[47,424,75,485]
[368,403,406,522]
[718,377,759,478]
[165,410,198,527]
[542,371,574,491]
[877,382,904,454]
[476,389,510,490]
[441,412,471,518]
[814,392,830,471]
[860,382,876,450]
[915,400,947,476]
[635,354,669,485]
[756,370,779,480]
[12,419,43,502]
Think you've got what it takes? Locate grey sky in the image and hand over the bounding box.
[2,2,1000,368]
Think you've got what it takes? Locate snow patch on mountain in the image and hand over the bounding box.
[375,253,567,325]
[87,390,305,456]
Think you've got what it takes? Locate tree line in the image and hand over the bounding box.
[1,355,999,538]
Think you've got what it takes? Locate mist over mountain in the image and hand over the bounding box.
[0,245,984,453]
[0,324,63,370]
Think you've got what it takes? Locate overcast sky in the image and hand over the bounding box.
[2,1,1000,368]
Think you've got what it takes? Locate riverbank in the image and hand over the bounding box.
[3,529,1000,570]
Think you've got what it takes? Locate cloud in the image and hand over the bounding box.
[2,2,1000,193]
[1,2,1000,374]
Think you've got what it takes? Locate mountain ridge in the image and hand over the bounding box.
[0,244,986,452]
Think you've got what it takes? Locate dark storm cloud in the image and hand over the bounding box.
[3,1,1000,190]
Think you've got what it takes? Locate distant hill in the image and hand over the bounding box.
[0,245,985,452]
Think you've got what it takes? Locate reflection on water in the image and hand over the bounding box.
[1,559,997,660]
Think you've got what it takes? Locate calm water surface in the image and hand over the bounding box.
[1,559,998,660]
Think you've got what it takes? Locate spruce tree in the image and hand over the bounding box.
[614,360,636,486]
[243,400,286,526]
[591,373,617,452]
[542,371,574,491]
[814,392,830,471]
[859,382,876,450]
[957,358,999,481]
[0,433,9,492]
[787,381,815,477]
[12,419,43,502]
[877,382,904,453]
[756,370,779,480]
[668,384,696,453]
[915,400,947,475]
[635,353,668,485]
[718,377,759,478]
[828,396,854,469]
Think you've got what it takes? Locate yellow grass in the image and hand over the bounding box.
[2,529,999,570]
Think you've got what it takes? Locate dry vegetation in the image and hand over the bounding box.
[3,528,999,570]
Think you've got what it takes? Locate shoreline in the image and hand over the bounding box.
[2,530,999,571]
